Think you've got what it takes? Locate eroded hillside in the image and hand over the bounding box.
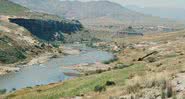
[0,0,85,74]
[9,18,83,41]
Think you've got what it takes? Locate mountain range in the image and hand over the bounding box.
[10,0,180,26]
[126,5,185,20]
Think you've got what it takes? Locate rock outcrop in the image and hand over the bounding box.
[9,18,83,41]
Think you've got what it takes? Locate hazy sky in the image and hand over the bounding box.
[63,0,185,8]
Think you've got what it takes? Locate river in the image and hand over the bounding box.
[0,45,113,92]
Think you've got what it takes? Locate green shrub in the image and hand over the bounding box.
[147,57,156,63]
[12,88,16,91]
[0,89,6,94]
[103,61,111,64]
[95,69,104,74]
[131,95,134,99]
[0,49,26,64]
[167,84,173,98]
[26,86,32,89]
[0,36,26,64]
[94,85,106,93]
[36,89,42,93]
[172,93,177,99]
[105,81,116,86]
[52,43,60,48]
[115,63,131,69]
[161,88,166,99]
[103,57,118,64]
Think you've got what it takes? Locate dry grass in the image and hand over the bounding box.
[125,72,171,94]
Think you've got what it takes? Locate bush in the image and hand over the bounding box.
[114,63,131,69]
[26,86,32,89]
[94,85,106,93]
[0,48,26,64]
[167,84,173,98]
[36,89,42,93]
[172,92,177,99]
[106,81,116,86]
[103,57,118,64]
[103,61,111,64]
[0,89,6,94]
[52,43,60,48]
[95,69,104,74]
[51,55,58,58]
[12,88,16,91]
[147,57,156,63]
[161,89,166,99]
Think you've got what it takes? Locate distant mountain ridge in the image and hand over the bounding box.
[11,0,143,19]
[126,5,185,20]
[10,0,179,26]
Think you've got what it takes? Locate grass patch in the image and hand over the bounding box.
[0,36,26,64]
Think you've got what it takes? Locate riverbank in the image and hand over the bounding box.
[0,44,115,95]
[0,45,83,76]
[63,62,112,75]
[0,52,54,76]
[26,52,55,66]
[0,66,20,75]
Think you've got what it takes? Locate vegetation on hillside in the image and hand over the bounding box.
[0,0,28,15]
[0,36,26,64]
[0,0,63,20]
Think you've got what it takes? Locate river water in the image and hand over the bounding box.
[0,45,113,91]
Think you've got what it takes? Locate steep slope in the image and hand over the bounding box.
[0,16,39,64]
[0,0,39,64]
[9,18,83,41]
[10,0,179,26]
[0,0,84,65]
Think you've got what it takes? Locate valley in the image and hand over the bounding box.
[0,0,185,99]
[1,26,185,98]
[3,30,185,99]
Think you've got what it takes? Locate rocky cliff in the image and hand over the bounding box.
[9,18,83,41]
